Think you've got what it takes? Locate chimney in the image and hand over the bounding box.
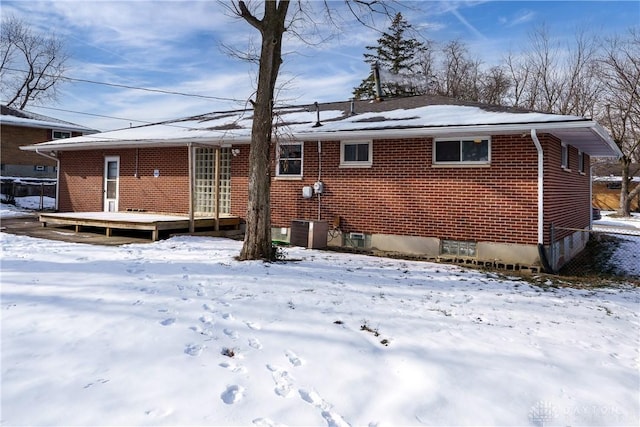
[372,62,383,102]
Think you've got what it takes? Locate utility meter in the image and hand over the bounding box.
[313,181,324,194]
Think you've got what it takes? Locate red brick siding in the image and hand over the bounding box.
[542,134,591,242]
[230,148,250,218]
[260,135,541,245]
[1,125,59,166]
[58,148,190,213]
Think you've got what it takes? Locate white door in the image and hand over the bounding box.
[104,156,120,212]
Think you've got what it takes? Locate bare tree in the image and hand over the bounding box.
[435,39,483,101]
[0,15,68,109]
[479,65,511,105]
[504,51,530,108]
[598,29,640,217]
[506,25,602,116]
[231,0,401,260]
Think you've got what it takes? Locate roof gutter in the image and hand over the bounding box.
[20,137,253,152]
[35,148,60,211]
[295,119,602,140]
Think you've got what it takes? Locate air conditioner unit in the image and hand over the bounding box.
[290,220,328,249]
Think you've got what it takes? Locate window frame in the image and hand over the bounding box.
[578,150,585,174]
[340,140,373,168]
[433,136,491,166]
[561,143,570,170]
[275,141,303,179]
[52,130,71,139]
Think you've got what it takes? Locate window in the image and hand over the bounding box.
[434,137,490,165]
[340,141,372,168]
[561,143,569,169]
[276,142,303,177]
[578,151,585,173]
[52,130,71,139]
[441,240,477,257]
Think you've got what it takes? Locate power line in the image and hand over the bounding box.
[2,67,247,103]
[16,103,253,135]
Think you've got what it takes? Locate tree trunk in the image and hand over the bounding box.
[238,1,289,261]
[618,156,632,216]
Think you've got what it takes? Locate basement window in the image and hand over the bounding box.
[434,137,490,165]
[276,142,303,178]
[441,240,477,257]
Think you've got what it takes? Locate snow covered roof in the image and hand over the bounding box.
[20,95,621,158]
[1,105,96,134]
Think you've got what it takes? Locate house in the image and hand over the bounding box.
[21,95,621,271]
[1,105,96,179]
[592,162,640,212]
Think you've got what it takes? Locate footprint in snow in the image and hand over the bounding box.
[83,378,109,389]
[267,365,293,397]
[285,350,303,367]
[299,388,350,427]
[221,385,245,404]
[248,338,263,350]
[145,407,173,417]
[252,418,284,427]
[223,328,239,340]
[184,343,205,356]
[189,325,213,337]
[246,321,261,330]
[199,315,214,326]
[219,361,247,373]
[222,313,234,320]
[160,318,176,326]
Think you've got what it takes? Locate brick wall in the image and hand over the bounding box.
[55,133,592,248]
[233,134,542,246]
[1,125,58,166]
[58,148,190,213]
[542,134,591,242]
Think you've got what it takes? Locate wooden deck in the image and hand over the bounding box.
[39,212,241,241]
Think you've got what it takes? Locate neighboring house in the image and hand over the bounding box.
[1,105,96,179]
[592,162,640,211]
[21,95,621,271]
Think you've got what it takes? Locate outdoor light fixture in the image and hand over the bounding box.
[231,148,240,157]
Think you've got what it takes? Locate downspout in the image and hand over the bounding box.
[530,129,554,273]
[317,140,322,221]
[35,149,60,211]
[589,163,594,230]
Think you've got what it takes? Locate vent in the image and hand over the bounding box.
[344,232,370,249]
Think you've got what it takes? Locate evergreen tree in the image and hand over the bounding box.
[353,12,426,99]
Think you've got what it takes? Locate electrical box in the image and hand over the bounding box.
[302,186,313,199]
[313,181,324,194]
[290,220,328,249]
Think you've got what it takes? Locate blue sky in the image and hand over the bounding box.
[2,0,639,131]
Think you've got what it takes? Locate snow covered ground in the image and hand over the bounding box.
[0,195,55,217]
[2,228,639,426]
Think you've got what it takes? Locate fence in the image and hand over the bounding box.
[1,178,56,211]
[556,224,640,281]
